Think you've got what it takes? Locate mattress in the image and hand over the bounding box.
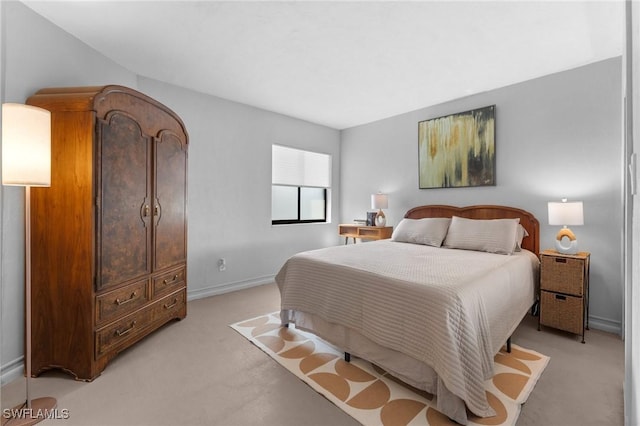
[275,240,539,424]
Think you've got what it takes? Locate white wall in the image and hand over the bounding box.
[0,1,340,384]
[136,77,340,299]
[1,1,137,383]
[1,1,625,389]
[340,57,623,333]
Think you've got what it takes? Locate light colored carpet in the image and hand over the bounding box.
[0,283,624,425]
[231,312,549,426]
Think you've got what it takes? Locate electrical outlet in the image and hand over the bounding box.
[218,258,226,271]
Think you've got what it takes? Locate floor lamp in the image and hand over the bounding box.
[2,103,57,425]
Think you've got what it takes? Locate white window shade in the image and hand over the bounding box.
[272,145,331,188]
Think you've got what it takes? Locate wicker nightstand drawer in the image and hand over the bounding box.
[538,250,590,342]
[540,254,584,296]
[540,290,584,335]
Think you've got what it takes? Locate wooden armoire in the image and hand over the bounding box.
[26,85,188,381]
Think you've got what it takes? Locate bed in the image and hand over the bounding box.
[275,205,540,424]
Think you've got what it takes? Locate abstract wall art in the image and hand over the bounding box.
[418,105,496,189]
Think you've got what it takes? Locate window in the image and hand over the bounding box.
[272,144,331,224]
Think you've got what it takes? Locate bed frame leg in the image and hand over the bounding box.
[344,352,351,362]
[506,337,512,353]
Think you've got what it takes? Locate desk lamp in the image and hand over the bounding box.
[548,198,584,255]
[371,193,388,227]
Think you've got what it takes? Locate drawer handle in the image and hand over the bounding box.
[555,294,567,301]
[163,274,180,285]
[554,258,567,263]
[115,321,137,337]
[115,291,138,306]
[163,298,178,309]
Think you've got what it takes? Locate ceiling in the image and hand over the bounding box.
[22,1,624,130]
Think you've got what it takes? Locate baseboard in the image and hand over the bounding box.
[1,356,24,386]
[588,314,622,336]
[187,275,275,301]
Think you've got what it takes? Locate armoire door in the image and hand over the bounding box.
[98,112,153,289]
[153,131,188,271]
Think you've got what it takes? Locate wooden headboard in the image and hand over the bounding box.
[404,205,540,254]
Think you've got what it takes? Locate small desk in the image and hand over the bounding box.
[338,224,393,244]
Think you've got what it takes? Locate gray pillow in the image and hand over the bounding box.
[443,216,520,255]
[391,218,451,247]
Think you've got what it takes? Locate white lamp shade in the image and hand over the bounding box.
[2,103,51,187]
[371,193,388,210]
[548,201,584,226]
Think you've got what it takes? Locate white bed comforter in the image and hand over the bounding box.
[275,240,538,419]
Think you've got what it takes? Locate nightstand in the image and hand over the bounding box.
[338,224,393,244]
[538,249,590,343]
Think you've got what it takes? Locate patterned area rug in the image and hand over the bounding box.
[230,313,549,426]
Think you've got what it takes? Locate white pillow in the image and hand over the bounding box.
[443,216,520,255]
[391,218,451,247]
[515,225,529,252]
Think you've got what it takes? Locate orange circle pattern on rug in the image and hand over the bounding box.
[251,323,281,338]
[308,372,351,402]
[492,372,530,401]
[381,399,427,425]
[237,316,269,328]
[256,335,286,353]
[346,379,390,409]
[468,391,508,425]
[279,340,315,359]
[279,327,306,342]
[300,353,338,374]
[233,314,548,426]
[335,359,376,382]
[494,352,531,375]
[504,346,542,361]
[426,405,457,426]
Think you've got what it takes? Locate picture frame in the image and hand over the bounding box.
[366,211,377,226]
[418,105,496,189]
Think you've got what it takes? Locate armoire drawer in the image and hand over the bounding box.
[152,289,187,322]
[95,290,186,360]
[95,309,152,358]
[152,266,186,298]
[95,279,150,325]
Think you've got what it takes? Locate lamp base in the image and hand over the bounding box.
[1,397,57,426]
[375,210,386,227]
[554,227,578,255]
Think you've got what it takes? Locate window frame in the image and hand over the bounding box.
[271,144,331,225]
[271,186,327,225]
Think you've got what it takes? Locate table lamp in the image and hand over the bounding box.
[548,198,584,255]
[371,193,388,227]
[2,103,57,425]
